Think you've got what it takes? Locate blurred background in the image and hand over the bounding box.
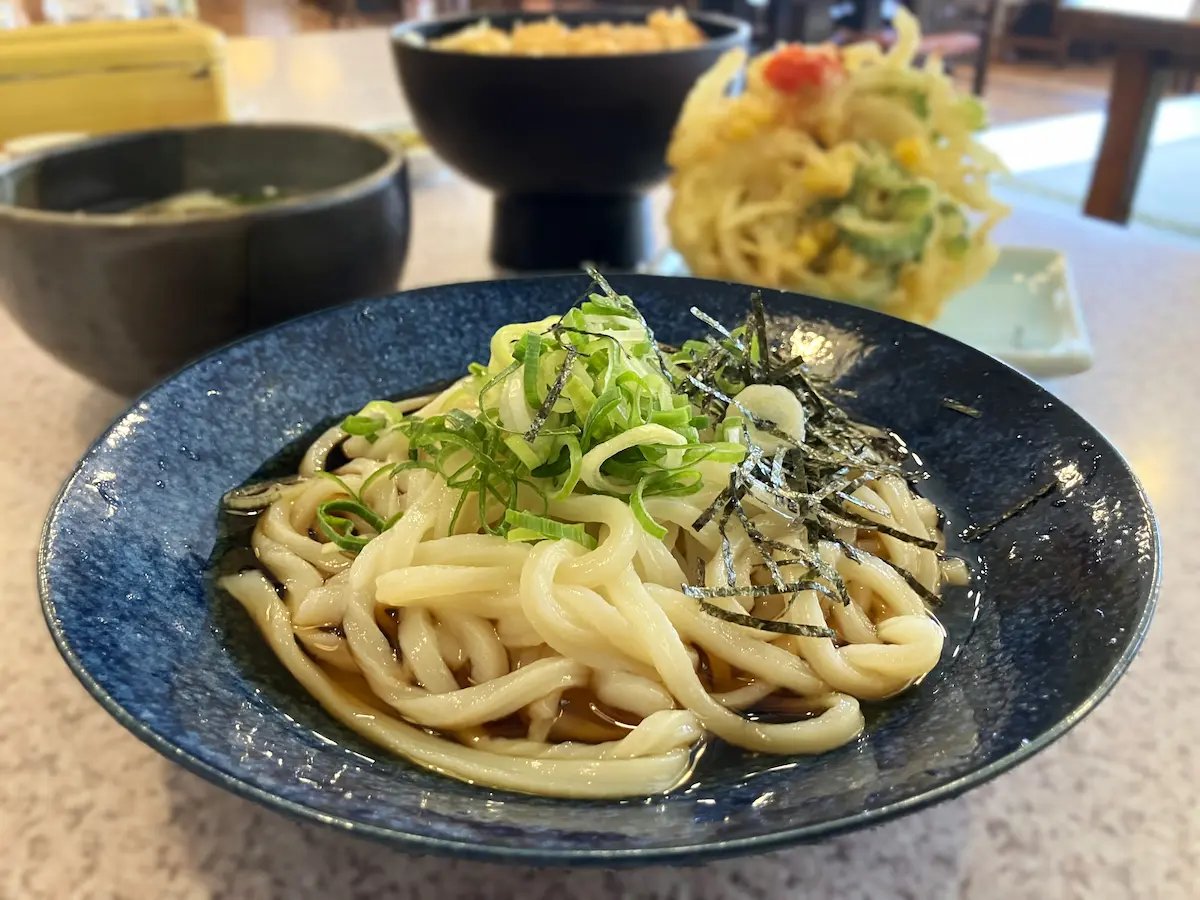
[0,0,1196,393]
[5,0,1195,238]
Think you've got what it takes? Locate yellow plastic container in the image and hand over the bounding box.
[0,19,230,145]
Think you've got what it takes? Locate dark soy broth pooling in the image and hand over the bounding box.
[204,381,458,710]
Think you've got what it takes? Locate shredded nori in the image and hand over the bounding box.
[220,476,300,512]
[962,479,1057,542]
[683,580,837,601]
[690,307,744,353]
[893,565,945,607]
[942,398,982,418]
[587,266,675,384]
[525,345,577,442]
[818,503,940,550]
[749,292,771,375]
[695,599,837,639]
[670,292,955,636]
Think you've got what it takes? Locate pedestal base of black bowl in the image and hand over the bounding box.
[490,193,653,272]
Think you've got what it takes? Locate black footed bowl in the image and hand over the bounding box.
[0,124,410,396]
[391,8,750,272]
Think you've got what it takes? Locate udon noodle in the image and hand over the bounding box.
[219,273,966,799]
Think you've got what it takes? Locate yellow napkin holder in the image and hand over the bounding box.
[0,19,230,145]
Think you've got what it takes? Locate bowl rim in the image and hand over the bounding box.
[38,274,1163,866]
[0,122,406,228]
[390,6,752,60]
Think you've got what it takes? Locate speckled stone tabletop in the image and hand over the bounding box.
[2,29,1198,900]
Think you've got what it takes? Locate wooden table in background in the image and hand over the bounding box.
[1057,0,1200,225]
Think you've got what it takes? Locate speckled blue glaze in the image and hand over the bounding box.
[40,275,1159,866]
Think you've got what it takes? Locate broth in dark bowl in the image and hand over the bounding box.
[0,124,410,396]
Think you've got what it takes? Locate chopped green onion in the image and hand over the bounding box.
[361,400,403,420]
[531,443,573,479]
[503,435,543,471]
[506,527,548,543]
[621,378,646,429]
[580,294,630,317]
[477,359,522,412]
[521,332,543,410]
[630,477,668,539]
[564,374,597,419]
[679,442,747,465]
[316,498,389,552]
[650,407,691,429]
[749,291,769,371]
[581,386,622,447]
[552,435,583,500]
[642,470,705,498]
[342,414,387,440]
[614,369,645,391]
[503,509,597,549]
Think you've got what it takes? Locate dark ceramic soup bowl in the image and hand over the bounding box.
[0,124,410,396]
[40,274,1159,865]
[391,8,749,272]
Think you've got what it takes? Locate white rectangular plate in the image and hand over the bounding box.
[646,246,1093,379]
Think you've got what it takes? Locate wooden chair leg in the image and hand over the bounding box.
[1084,47,1170,224]
[330,0,355,28]
[1055,34,1070,68]
[790,0,808,43]
[973,0,1001,96]
[973,55,989,96]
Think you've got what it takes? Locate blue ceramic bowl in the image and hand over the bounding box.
[39,275,1159,865]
